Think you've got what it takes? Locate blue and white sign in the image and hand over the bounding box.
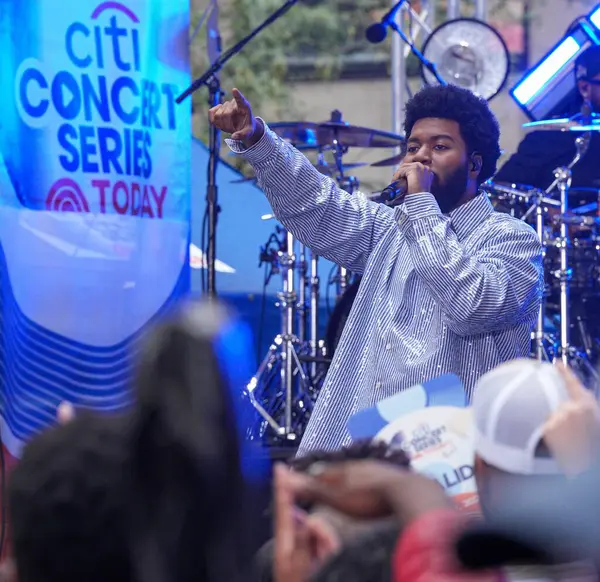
[0,0,190,457]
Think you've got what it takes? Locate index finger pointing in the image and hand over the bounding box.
[555,362,588,400]
[232,88,248,108]
[274,464,296,555]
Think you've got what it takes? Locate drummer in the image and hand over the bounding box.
[494,45,600,192]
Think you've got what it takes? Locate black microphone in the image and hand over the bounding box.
[378,177,408,205]
[365,0,406,44]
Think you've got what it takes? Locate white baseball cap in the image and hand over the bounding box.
[472,359,570,475]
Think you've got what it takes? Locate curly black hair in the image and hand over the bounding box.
[290,439,410,473]
[403,84,501,185]
[8,414,132,582]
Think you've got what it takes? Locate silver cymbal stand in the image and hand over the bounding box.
[307,150,328,372]
[487,183,551,361]
[246,227,313,441]
[545,132,591,364]
[530,189,548,361]
[553,167,572,365]
[297,242,307,343]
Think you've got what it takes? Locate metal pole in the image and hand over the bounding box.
[475,0,487,21]
[534,198,546,361]
[205,0,222,298]
[423,0,433,29]
[557,171,571,365]
[310,252,320,377]
[279,231,297,434]
[297,244,307,343]
[447,0,460,20]
[391,0,406,150]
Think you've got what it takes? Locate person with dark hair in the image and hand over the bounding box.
[8,301,255,582]
[290,439,410,473]
[494,45,600,190]
[211,83,543,455]
[402,84,502,197]
[8,414,132,582]
[254,440,409,582]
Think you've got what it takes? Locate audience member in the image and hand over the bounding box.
[472,359,572,519]
[255,440,409,582]
[8,301,254,582]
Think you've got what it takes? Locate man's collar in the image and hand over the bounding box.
[449,193,494,241]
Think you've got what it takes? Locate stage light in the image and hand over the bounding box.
[512,36,581,106]
[589,4,600,29]
[509,16,600,121]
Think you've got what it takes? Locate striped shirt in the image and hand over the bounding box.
[227,122,544,454]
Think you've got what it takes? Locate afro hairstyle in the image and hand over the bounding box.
[403,84,501,185]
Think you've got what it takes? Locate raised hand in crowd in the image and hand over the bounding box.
[273,464,341,582]
[280,460,451,528]
[543,363,600,477]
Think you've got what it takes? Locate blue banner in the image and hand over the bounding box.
[0,0,191,457]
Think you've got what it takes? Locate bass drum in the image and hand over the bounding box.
[325,277,362,357]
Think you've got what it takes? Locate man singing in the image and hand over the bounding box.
[210,84,543,454]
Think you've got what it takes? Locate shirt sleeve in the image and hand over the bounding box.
[226,120,396,274]
[396,193,543,337]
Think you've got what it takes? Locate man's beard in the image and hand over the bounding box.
[430,162,470,214]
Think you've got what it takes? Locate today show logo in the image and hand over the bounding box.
[15,1,178,218]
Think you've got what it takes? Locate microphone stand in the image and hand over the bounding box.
[381,0,447,87]
[176,0,299,299]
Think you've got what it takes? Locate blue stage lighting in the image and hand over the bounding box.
[512,36,581,106]
[509,16,600,121]
[589,4,600,29]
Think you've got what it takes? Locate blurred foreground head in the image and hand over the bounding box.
[9,301,253,582]
[472,359,570,518]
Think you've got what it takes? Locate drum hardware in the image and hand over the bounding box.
[487,145,600,384]
[552,215,600,227]
[309,249,321,379]
[268,120,405,150]
[554,167,571,366]
[371,151,406,168]
[297,243,308,343]
[330,123,355,298]
[542,130,592,365]
[522,115,600,133]
[510,117,600,386]
[246,227,320,442]
[531,189,547,362]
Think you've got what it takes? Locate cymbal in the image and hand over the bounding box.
[371,151,406,167]
[522,117,600,132]
[230,162,368,184]
[269,121,405,149]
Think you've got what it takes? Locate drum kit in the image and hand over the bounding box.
[240,109,600,445]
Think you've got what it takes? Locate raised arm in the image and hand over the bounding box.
[210,89,395,273]
[397,193,543,336]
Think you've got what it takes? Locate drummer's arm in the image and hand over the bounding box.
[396,194,543,336]
[493,132,554,186]
[226,119,396,273]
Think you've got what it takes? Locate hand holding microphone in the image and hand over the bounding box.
[377,163,436,206]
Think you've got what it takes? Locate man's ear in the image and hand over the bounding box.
[471,153,483,176]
